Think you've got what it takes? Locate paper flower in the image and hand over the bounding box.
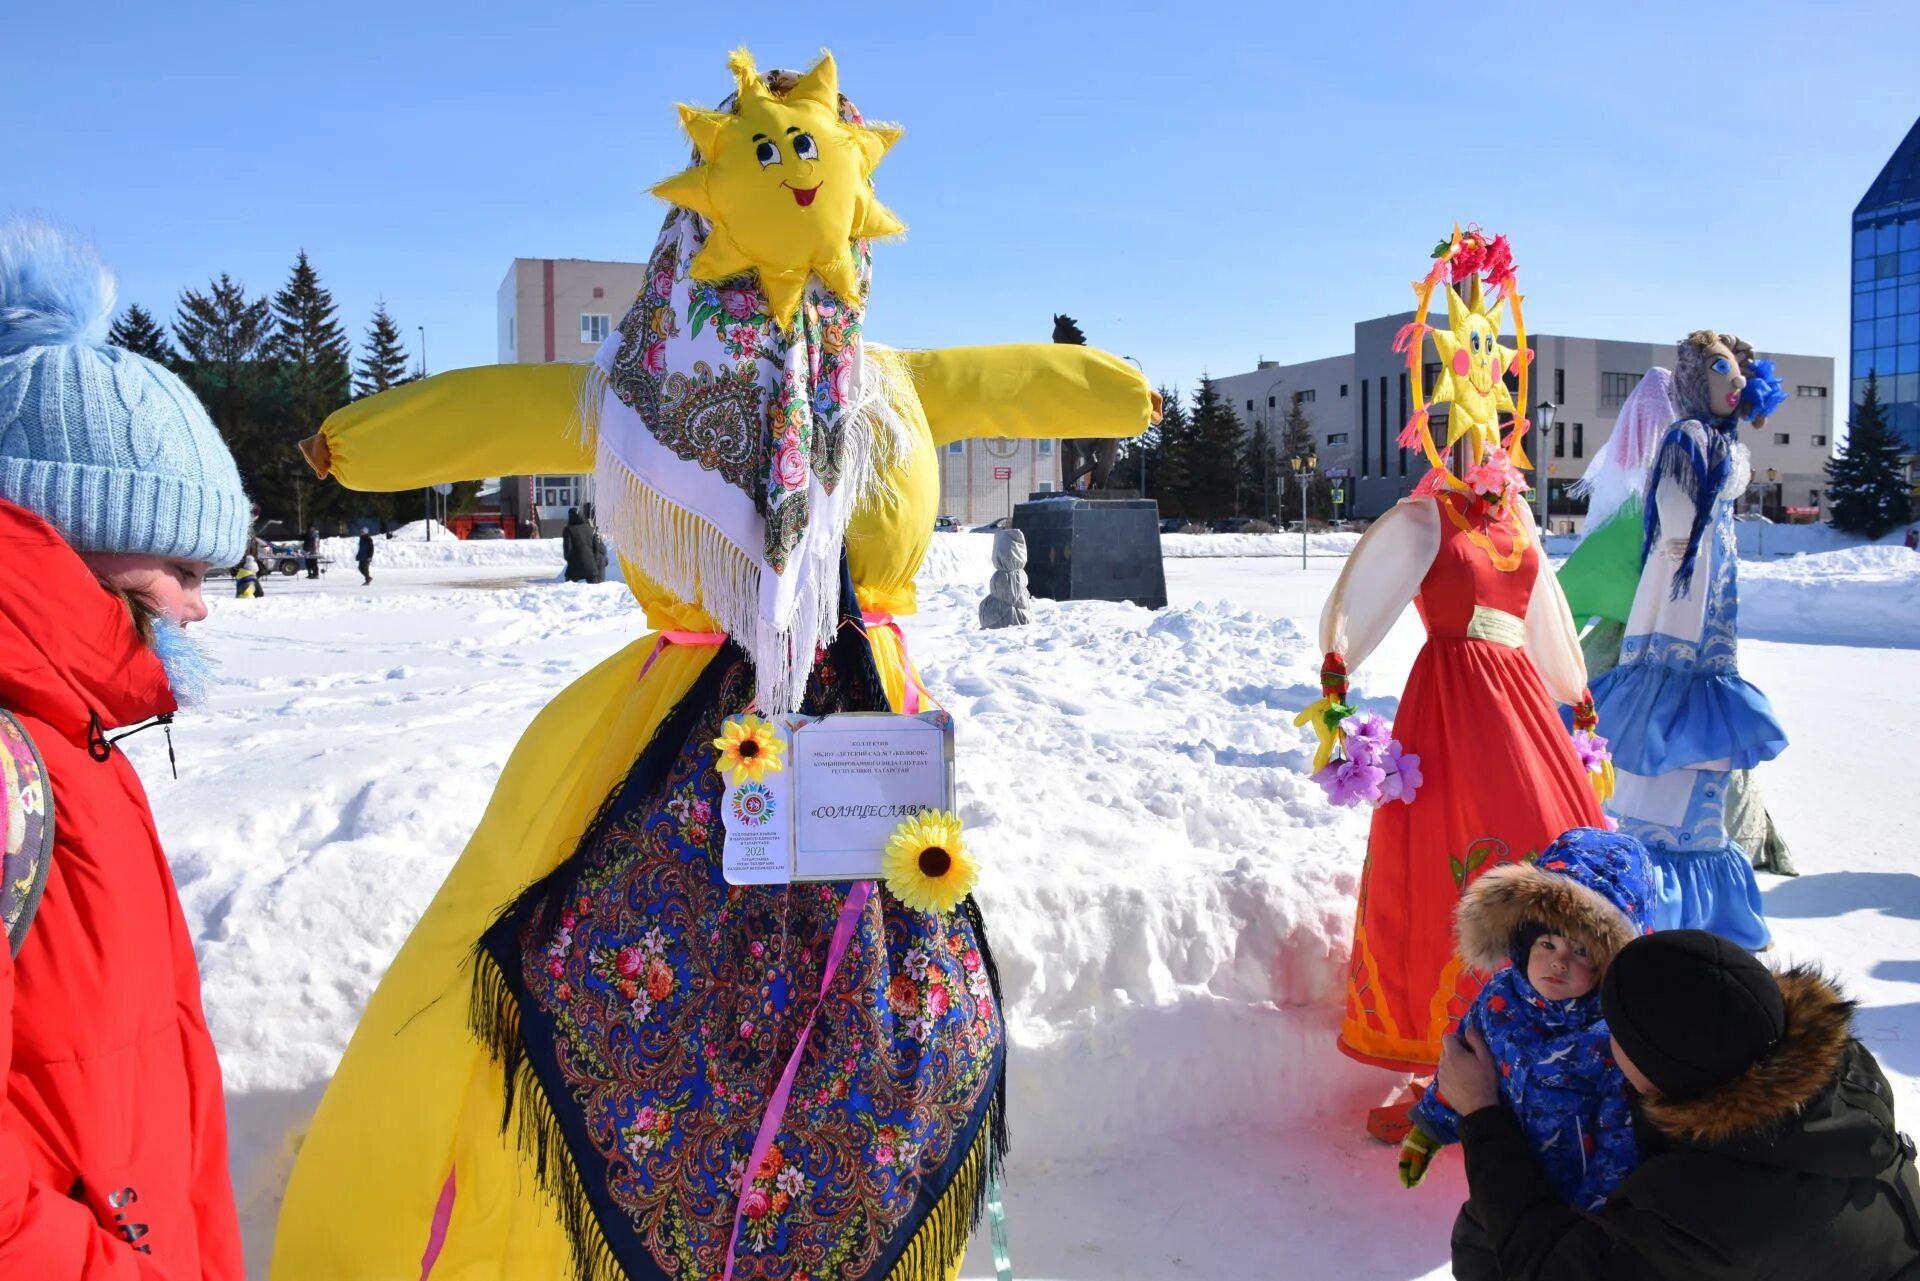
[1464,446,1526,507]
[1738,358,1788,423]
[1380,742,1424,805]
[1313,757,1387,808]
[712,715,785,783]
[882,810,977,915]
[1570,729,1611,774]
[1340,711,1393,767]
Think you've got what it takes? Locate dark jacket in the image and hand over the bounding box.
[301,529,318,554]
[561,511,604,584]
[1462,966,1920,1280]
[0,499,244,1278]
[355,533,374,563]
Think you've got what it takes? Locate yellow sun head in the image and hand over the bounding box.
[1430,275,1516,451]
[651,48,904,331]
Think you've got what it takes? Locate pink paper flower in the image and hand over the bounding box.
[1339,711,1392,767]
[1571,729,1611,774]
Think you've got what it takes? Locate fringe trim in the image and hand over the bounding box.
[583,338,911,715]
[469,924,1011,1281]
[469,948,627,1281]
[1639,422,1732,600]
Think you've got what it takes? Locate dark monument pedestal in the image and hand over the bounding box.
[1012,494,1167,610]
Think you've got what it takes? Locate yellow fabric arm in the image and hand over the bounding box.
[303,363,596,491]
[898,344,1154,446]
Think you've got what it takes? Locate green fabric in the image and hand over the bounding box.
[1558,498,1645,625]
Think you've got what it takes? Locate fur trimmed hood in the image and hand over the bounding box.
[1642,965,1857,1148]
[1456,828,1656,974]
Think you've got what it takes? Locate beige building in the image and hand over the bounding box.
[936,438,1063,526]
[495,257,648,534]
[1216,317,1837,530]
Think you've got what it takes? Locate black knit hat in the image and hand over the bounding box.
[1601,930,1786,1099]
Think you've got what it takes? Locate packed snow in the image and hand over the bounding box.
[116,531,1920,1279]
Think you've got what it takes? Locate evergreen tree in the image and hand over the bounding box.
[1279,395,1334,522]
[1245,414,1279,522]
[355,302,412,398]
[1187,378,1246,519]
[1131,384,1190,515]
[273,250,353,434]
[108,303,177,364]
[172,273,273,445]
[1827,372,1913,538]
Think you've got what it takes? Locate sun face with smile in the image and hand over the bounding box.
[652,48,903,331]
[1428,276,1517,455]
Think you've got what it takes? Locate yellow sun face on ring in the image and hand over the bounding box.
[882,810,977,916]
[1429,277,1517,455]
[712,715,786,784]
[651,48,904,331]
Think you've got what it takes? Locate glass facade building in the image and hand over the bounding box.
[1853,114,1920,454]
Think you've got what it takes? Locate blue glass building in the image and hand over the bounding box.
[1854,114,1920,454]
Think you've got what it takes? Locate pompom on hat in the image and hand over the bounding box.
[0,222,249,566]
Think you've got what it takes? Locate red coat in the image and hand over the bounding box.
[0,499,242,1279]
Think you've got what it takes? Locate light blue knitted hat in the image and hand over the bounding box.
[0,223,249,566]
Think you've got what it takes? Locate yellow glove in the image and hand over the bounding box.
[1398,1127,1441,1189]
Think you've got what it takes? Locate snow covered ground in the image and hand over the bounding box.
[122,533,1920,1278]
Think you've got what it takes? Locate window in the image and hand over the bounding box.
[1037,481,1055,493]
[1555,368,1566,403]
[1339,384,1349,397]
[1774,433,1791,445]
[1327,433,1350,445]
[1813,434,1829,447]
[592,286,605,299]
[1601,372,1640,408]
[1038,440,1055,455]
[1811,489,1823,504]
[580,313,610,344]
[947,441,965,455]
[1268,395,1277,408]
[1797,385,1828,397]
[1378,376,1388,479]
[1361,373,1370,475]
[1398,374,1408,476]
[1573,422,1585,456]
[1296,388,1316,403]
[1247,399,1255,412]
[1554,421,1565,458]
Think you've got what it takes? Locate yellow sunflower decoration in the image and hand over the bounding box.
[712,714,786,783]
[882,810,977,915]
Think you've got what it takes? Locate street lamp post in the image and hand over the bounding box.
[1534,401,1557,532]
[1265,377,1287,523]
[1291,452,1318,570]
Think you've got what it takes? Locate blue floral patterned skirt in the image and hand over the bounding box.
[472,623,1005,1281]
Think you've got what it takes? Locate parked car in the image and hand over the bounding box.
[1211,517,1255,534]
[467,523,506,540]
[934,516,957,532]
[1158,517,1188,533]
[971,518,1009,532]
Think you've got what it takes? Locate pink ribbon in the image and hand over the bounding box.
[419,1167,455,1278]
[860,611,923,714]
[722,881,874,1281]
[637,629,727,683]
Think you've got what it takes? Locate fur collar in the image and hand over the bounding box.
[1455,862,1639,974]
[1640,966,1855,1146]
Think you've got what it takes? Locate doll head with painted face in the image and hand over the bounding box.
[1673,329,1769,427]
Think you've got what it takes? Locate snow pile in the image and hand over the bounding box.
[1742,544,1920,647]
[314,533,564,570]
[1160,531,1363,558]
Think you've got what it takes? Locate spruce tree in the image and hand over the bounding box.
[1245,414,1278,522]
[1188,378,1246,519]
[173,274,273,444]
[1827,372,1912,538]
[1280,394,1333,521]
[273,250,352,434]
[355,302,412,398]
[108,303,177,365]
[1138,384,1191,515]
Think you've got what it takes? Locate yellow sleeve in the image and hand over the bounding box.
[305,363,596,491]
[897,343,1153,445]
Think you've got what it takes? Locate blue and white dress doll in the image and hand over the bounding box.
[1588,330,1789,949]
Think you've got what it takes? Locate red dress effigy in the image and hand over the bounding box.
[1338,494,1605,1072]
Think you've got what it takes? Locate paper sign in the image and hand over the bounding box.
[719,711,954,885]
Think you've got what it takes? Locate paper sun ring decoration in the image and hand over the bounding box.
[1395,226,1534,507]
[651,48,904,332]
[882,810,977,916]
[713,714,787,783]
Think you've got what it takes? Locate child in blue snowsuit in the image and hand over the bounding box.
[1398,828,1655,1267]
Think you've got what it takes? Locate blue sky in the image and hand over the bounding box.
[6,0,1917,404]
